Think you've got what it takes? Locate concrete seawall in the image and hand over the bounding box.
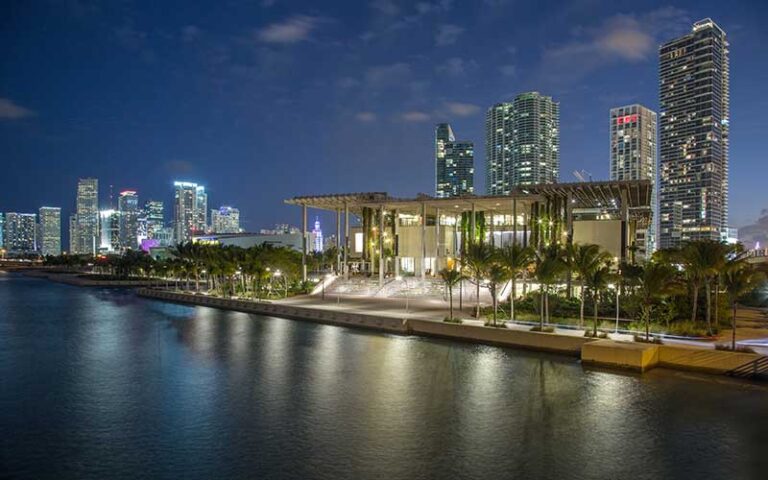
[137,289,409,334]
[408,319,591,356]
[137,289,767,380]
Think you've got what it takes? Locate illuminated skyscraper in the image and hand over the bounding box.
[435,123,474,198]
[4,213,37,253]
[118,190,139,249]
[99,210,120,252]
[610,104,657,256]
[174,182,207,243]
[0,213,4,249]
[144,200,165,239]
[39,207,61,256]
[659,19,729,248]
[211,206,240,233]
[74,178,99,255]
[311,217,323,252]
[486,92,559,194]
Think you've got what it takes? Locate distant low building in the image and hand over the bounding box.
[192,231,302,251]
[211,206,241,233]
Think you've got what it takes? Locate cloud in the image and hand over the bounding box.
[181,25,201,42]
[114,24,148,50]
[401,111,430,122]
[444,102,480,117]
[257,15,322,44]
[499,64,516,76]
[540,7,689,79]
[0,98,35,120]
[355,112,377,122]
[436,57,477,76]
[365,62,412,87]
[370,0,399,16]
[435,24,464,46]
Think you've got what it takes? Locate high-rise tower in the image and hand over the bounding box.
[435,123,474,198]
[74,178,99,255]
[658,19,729,248]
[39,207,62,256]
[610,104,657,256]
[118,190,139,250]
[486,92,559,194]
[173,182,207,243]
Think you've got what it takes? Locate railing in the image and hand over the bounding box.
[726,356,768,380]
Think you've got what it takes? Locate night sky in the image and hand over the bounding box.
[2,0,768,235]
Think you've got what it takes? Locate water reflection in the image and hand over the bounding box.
[2,275,767,480]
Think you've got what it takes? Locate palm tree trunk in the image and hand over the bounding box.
[732,302,737,350]
[539,284,545,329]
[644,305,651,342]
[579,280,585,327]
[475,281,480,318]
[448,286,453,320]
[691,284,699,323]
[705,282,712,335]
[509,277,516,320]
[715,279,720,326]
[593,294,599,336]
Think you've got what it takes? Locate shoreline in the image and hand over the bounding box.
[136,288,768,381]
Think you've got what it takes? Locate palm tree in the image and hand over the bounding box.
[439,267,464,322]
[568,243,612,327]
[498,244,534,321]
[584,261,614,336]
[636,262,683,341]
[722,259,764,350]
[533,246,566,329]
[485,262,510,326]
[462,243,495,318]
[670,240,726,333]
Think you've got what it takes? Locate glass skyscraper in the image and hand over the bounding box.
[118,190,139,250]
[659,19,729,248]
[211,206,240,234]
[174,182,207,242]
[435,123,474,198]
[144,200,165,239]
[610,104,657,256]
[74,178,99,255]
[486,92,559,194]
[4,213,37,253]
[39,207,61,256]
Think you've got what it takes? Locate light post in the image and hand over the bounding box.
[274,270,286,298]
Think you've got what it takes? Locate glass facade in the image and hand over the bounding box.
[610,104,657,255]
[435,123,474,198]
[118,190,139,250]
[211,206,241,234]
[486,92,559,195]
[75,178,99,255]
[659,19,729,249]
[39,207,61,256]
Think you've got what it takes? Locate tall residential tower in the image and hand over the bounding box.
[174,182,207,242]
[610,104,657,256]
[486,92,559,195]
[658,19,729,248]
[74,178,99,255]
[435,123,474,198]
[39,207,62,256]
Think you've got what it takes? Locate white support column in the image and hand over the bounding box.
[393,210,400,277]
[301,204,308,282]
[435,207,441,271]
[420,202,427,280]
[379,204,385,287]
[513,198,518,246]
[343,202,349,279]
[470,202,476,245]
[335,208,341,274]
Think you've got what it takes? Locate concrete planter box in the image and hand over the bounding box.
[581,340,660,372]
[658,345,762,374]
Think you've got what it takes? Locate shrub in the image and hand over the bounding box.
[443,317,462,324]
[584,330,609,339]
[633,334,663,344]
[530,326,555,333]
[714,344,755,353]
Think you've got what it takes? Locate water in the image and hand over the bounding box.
[1,273,767,479]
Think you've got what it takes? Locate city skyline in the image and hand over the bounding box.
[2,2,767,232]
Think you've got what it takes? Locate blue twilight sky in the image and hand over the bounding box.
[2,0,768,234]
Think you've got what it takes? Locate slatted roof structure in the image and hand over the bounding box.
[285,180,652,217]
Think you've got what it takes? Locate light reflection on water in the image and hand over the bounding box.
[1,275,767,480]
